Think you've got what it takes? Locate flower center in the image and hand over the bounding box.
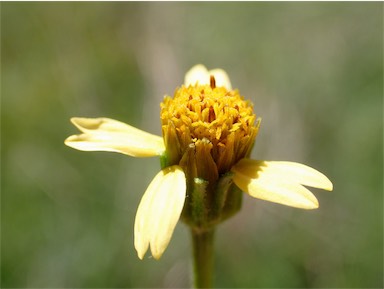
[160,77,260,174]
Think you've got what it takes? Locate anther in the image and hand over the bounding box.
[208,106,216,122]
[210,75,216,89]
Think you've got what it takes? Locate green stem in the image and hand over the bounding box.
[191,228,215,288]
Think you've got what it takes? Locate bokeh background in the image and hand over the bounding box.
[2,2,383,288]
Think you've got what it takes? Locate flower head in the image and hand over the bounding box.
[160,66,260,174]
[65,64,333,260]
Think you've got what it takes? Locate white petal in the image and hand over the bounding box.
[232,159,333,209]
[134,166,186,259]
[184,64,209,87]
[64,117,165,157]
[184,64,232,90]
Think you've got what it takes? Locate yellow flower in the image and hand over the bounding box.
[65,64,333,260]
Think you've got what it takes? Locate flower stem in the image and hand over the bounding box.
[191,228,215,288]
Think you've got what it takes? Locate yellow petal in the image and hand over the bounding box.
[134,165,186,259]
[231,159,333,209]
[64,117,165,157]
[184,64,232,90]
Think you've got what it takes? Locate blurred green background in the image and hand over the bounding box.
[2,2,382,288]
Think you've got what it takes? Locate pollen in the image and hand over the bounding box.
[161,78,260,174]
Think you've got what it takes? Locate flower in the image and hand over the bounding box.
[65,64,333,260]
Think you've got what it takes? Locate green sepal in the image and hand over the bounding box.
[181,172,243,230]
[212,172,243,222]
[219,181,243,222]
[212,172,234,216]
[191,177,209,226]
[159,152,169,169]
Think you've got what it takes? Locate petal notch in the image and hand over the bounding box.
[184,64,232,90]
[134,165,186,259]
[231,159,333,209]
